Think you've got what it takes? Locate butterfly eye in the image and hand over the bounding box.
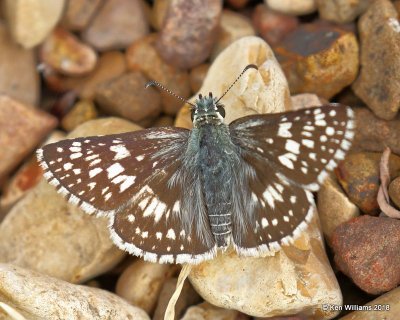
[217,105,225,118]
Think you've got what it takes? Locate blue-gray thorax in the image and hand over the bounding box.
[192,96,224,128]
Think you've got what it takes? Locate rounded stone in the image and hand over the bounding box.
[0,118,143,283]
[126,33,190,115]
[275,23,359,99]
[336,152,400,215]
[156,0,222,69]
[0,22,40,107]
[265,0,317,16]
[175,36,292,129]
[0,263,150,319]
[332,215,400,294]
[82,0,149,51]
[252,4,299,46]
[189,212,342,318]
[317,0,372,24]
[317,175,360,245]
[61,0,103,31]
[210,10,256,61]
[388,176,400,209]
[95,72,161,123]
[352,0,400,120]
[189,63,210,93]
[61,100,98,132]
[115,260,176,315]
[150,0,171,30]
[40,27,97,76]
[4,0,65,48]
[181,302,246,320]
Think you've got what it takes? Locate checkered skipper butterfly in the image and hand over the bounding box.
[37,65,354,264]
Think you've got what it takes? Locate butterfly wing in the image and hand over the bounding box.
[38,127,216,264]
[229,104,354,253]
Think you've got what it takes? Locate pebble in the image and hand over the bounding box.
[0,131,65,215]
[82,0,149,51]
[0,95,57,184]
[317,175,360,245]
[0,22,39,107]
[339,286,400,319]
[152,116,175,128]
[45,51,127,100]
[388,177,400,209]
[0,263,150,319]
[190,211,342,318]
[317,0,372,24]
[352,0,400,120]
[290,93,326,111]
[4,0,65,48]
[352,107,400,155]
[115,260,176,315]
[210,10,256,61]
[252,4,299,46]
[175,36,292,129]
[40,27,97,76]
[150,0,170,30]
[332,215,400,294]
[0,118,143,283]
[61,99,98,131]
[153,277,202,320]
[156,0,222,69]
[226,0,249,9]
[265,0,317,16]
[126,33,191,115]
[95,72,161,123]
[275,23,359,99]
[181,302,249,320]
[336,152,400,215]
[61,0,103,31]
[189,63,210,93]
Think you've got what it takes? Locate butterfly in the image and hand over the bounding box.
[37,64,355,264]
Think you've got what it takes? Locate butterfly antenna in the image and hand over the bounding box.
[216,64,258,104]
[145,80,196,108]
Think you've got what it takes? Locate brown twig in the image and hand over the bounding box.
[377,147,400,218]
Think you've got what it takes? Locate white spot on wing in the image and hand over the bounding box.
[278,122,292,138]
[89,168,103,178]
[110,144,131,160]
[166,229,176,240]
[107,163,124,179]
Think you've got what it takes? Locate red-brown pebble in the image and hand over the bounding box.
[252,4,299,46]
[332,215,400,294]
[0,95,57,184]
[156,0,222,69]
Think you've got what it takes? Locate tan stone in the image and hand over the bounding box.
[189,213,342,319]
[175,36,292,129]
[0,263,150,319]
[61,100,98,131]
[189,64,210,93]
[4,0,65,48]
[61,0,103,31]
[181,302,248,320]
[210,10,256,61]
[0,118,143,283]
[317,0,372,24]
[150,0,171,30]
[0,22,40,107]
[352,0,400,120]
[317,175,360,245]
[116,260,176,315]
[290,93,325,111]
[265,0,317,16]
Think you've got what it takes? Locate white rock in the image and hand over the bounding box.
[175,36,291,128]
[266,0,317,16]
[317,0,372,24]
[189,213,342,319]
[0,263,150,319]
[181,302,245,320]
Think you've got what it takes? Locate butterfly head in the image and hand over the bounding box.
[191,92,225,127]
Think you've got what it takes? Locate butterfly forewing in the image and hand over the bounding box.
[230,104,354,191]
[38,127,217,263]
